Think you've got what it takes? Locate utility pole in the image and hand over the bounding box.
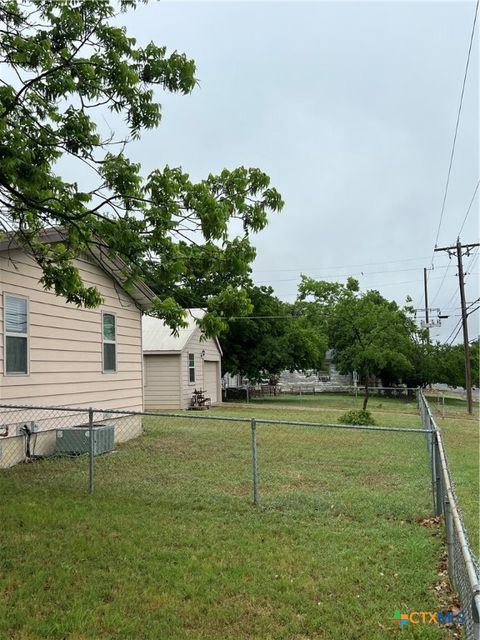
[435,239,479,414]
[424,267,430,342]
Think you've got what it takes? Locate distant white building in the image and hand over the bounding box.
[222,350,353,391]
[278,351,352,390]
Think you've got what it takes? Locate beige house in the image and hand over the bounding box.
[143,310,222,410]
[0,229,155,467]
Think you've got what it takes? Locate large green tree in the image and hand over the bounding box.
[0,0,283,332]
[221,285,327,383]
[298,277,416,408]
[434,340,479,389]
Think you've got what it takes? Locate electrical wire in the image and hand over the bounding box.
[431,247,479,310]
[444,316,464,344]
[443,297,480,345]
[448,321,464,345]
[228,315,300,320]
[255,264,451,286]
[458,179,480,237]
[431,0,479,263]
[254,255,431,274]
[430,260,453,305]
[465,247,480,279]
[276,273,460,298]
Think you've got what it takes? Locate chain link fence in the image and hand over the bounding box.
[1,401,432,500]
[224,384,418,403]
[418,389,480,640]
[1,395,478,637]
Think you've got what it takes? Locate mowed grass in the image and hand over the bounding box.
[425,393,480,557]
[0,399,460,639]
[248,391,420,415]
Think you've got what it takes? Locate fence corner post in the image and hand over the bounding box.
[251,418,259,506]
[88,407,94,495]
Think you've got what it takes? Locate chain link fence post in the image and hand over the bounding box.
[434,432,444,516]
[428,425,437,514]
[251,418,259,506]
[88,407,94,495]
[472,586,480,639]
[445,495,456,589]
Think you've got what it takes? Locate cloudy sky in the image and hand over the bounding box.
[118,0,479,344]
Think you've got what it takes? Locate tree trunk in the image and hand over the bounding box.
[363,373,370,410]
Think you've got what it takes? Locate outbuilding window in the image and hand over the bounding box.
[4,294,28,375]
[102,313,116,372]
[188,353,195,383]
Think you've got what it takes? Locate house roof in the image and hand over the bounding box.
[142,309,223,355]
[0,227,155,311]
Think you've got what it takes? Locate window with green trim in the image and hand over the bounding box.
[188,353,195,383]
[4,294,28,375]
[102,313,116,372]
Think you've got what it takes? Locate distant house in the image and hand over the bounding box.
[143,309,222,410]
[0,229,155,466]
[223,351,352,393]
[279,350,352,390]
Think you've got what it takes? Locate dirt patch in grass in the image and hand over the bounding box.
[416,516,442,528]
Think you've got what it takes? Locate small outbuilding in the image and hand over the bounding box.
[142,309,222,410]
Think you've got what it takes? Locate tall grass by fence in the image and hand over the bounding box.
[418,389,480,639]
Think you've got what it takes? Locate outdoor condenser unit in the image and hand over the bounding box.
[56,425,115,455]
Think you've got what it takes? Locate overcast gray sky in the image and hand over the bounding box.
[119,1,479,343]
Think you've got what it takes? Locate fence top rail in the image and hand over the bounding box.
[0,402,432,434]
[253,385,419,391]
[0,403,90,413]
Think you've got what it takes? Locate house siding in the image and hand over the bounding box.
[144,354,181,409]
[180,330,221,409]
[0,249,144,412]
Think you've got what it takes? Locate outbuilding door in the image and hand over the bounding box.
[203,361,219,403]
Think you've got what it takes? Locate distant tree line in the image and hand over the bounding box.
[173,276,478,410]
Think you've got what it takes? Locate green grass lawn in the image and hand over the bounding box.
[248,391,420,413]
[0,398,466,639]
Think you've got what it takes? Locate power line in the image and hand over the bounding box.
[444,300,479,346]
[430,261,453,305]
[431,246,479,308]
[254,255,431,274]
[431,0,479,262]
[275,273,461,298]
[434,240,479,412]
[448,321,464,345]
[255,264,452,285]
[228,315,299,320]
[465,247,480,281]
[458,178,480,237]
[467,297,480,309]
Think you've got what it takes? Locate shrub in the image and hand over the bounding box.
[338,409,376,426]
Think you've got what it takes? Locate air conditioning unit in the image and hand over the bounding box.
[56,425,114,455]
